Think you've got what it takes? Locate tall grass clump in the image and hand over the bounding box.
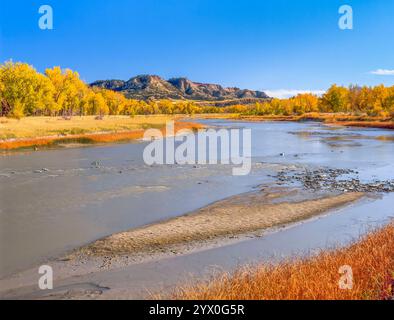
[172,222,394,300]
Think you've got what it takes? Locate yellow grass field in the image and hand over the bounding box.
[0,115,202,150]
[0,115,179,140]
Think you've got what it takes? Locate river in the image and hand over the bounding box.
[1,120,394,281]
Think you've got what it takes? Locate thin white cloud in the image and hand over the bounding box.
[264,89,326,99]
[370,69,394,76]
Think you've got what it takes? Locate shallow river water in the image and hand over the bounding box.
[1,120,394,280]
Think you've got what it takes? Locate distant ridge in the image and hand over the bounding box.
[91,75,270,105]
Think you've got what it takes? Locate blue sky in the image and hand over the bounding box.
[1,0,393,97]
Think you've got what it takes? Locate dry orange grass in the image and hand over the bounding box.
[333,121,394,130]
[0,130,146,150]
[172,222,394,300]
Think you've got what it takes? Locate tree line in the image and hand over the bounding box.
[246,84,394,117]
[0,61,206,118]
[1,61,394,118]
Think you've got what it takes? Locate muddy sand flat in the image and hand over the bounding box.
[76,191,364,258]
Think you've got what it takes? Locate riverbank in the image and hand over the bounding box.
[0,115,203,151]
[194,113,394,130]
[1,113,392,151]
[171,221,394,300]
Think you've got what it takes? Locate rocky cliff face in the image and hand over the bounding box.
[91,75,270,102]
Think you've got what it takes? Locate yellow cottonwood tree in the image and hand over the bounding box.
[45,66,88,116]
[87,91,109,116]
[157,99,175,114]
[320,85,349,113]
[0,61,54,118]
[291,94,319,114]
[100,89,128,115]
[386,86,394,117]
[368,85,388,116]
